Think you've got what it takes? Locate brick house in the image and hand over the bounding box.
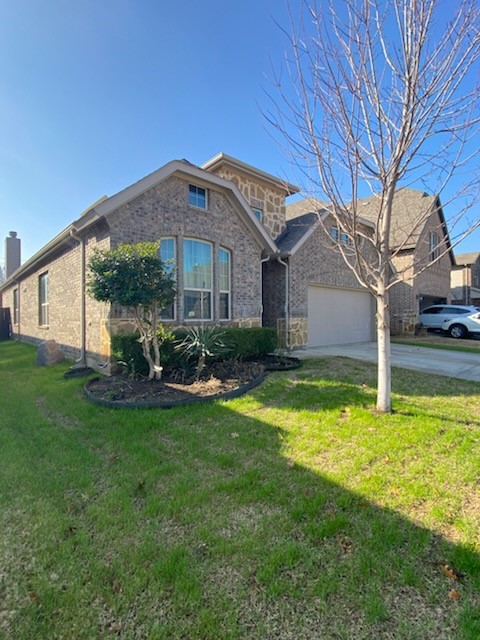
[0,155,450,367]
[287,189,454,335]
[451,252,480,306]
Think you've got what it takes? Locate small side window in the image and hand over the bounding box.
[39,272,49,326]
[188,184,207,209]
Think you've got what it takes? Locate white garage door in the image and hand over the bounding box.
[307,285,373,347]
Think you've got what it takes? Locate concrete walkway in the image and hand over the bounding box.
[291,342,480,383]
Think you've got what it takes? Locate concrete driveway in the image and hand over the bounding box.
[291,342,480,383]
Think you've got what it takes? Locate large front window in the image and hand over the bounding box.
[159,238,176,320]
[183,239,212,320]
[39,273,49,326]
[219,248,231,320]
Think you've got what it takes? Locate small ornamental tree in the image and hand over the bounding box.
[88,242,176,380]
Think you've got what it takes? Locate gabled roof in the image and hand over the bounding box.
[454,251,480,266]
[287,189,454,264]
[286,198,328,220]
[275,212,320,254]
[356,189,437,250]
[202,153,300,197]
[286,198,375,230]
[0,159,277,291]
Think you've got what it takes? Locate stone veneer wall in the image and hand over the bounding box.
[207,166,288,240]
[107,175,263,327]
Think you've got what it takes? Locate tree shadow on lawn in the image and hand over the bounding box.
[2,343,480,639]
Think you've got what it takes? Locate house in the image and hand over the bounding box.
[287,189,454,334]
[451,252,480,306]
[6,155,453,368]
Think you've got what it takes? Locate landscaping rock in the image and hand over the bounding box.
[37,340,65,366]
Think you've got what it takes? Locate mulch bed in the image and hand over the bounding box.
[84,356,301,408]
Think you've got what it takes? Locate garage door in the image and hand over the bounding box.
[307,285,373,347]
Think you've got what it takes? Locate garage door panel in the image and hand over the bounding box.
[307,285,373,347]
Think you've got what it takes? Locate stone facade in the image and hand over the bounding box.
[208,166,288,240]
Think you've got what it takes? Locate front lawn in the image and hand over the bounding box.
[1,342,479,639]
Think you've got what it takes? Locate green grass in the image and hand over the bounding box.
[1,342,480,639]
[392,337,480,353]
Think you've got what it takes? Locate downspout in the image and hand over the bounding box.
[13,279,20,340]
[260,255,272,326]
[69,229,87,366]
[276,256,289,350]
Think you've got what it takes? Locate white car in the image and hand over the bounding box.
[442,312,480,339]
[418,304,479,330]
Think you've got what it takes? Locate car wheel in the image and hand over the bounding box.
[449,324,468,339]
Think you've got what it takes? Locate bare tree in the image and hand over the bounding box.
[267,0,480,412]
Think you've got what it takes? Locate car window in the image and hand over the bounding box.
[422,307,442,314]
[448,307,470,314]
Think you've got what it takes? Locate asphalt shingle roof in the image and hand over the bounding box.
[454,252,480,266]
[275,212,319,253]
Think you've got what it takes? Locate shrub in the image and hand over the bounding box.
[111,326,277,377]
[175,327,230,380]
[222,327,277,358]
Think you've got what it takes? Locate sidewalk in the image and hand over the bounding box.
[290,342,480,383]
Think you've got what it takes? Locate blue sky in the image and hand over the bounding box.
[1,0,479,266]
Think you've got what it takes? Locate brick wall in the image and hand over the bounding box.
[107,175,263,326]
[2,225,110,364]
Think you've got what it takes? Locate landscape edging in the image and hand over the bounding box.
[84,371,266,409]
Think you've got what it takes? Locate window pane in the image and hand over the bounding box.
[13,289,18,324]
[331,228,339,241]
[160,238,175,273]
[219,292,230,320]
[184,290,212,320]
[252,208,262,220]
[219,248,230,292]
[189,184,206,208]
[184,240,212,289]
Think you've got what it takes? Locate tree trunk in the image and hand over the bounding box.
[151,303,162,380]
[376,288,391,413]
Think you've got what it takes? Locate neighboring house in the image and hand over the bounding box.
[2,156,450,366]
[287,189,454,334]
[451,252,480,306]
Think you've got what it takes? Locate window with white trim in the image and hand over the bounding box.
[188,184,207,209]
[330,227,339,242]
[159,238,176,320]
[13,289,19,325]
[39,272,49,326]
[252,208,262,221]
[183,239,212,320]
[219,248,231,320]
